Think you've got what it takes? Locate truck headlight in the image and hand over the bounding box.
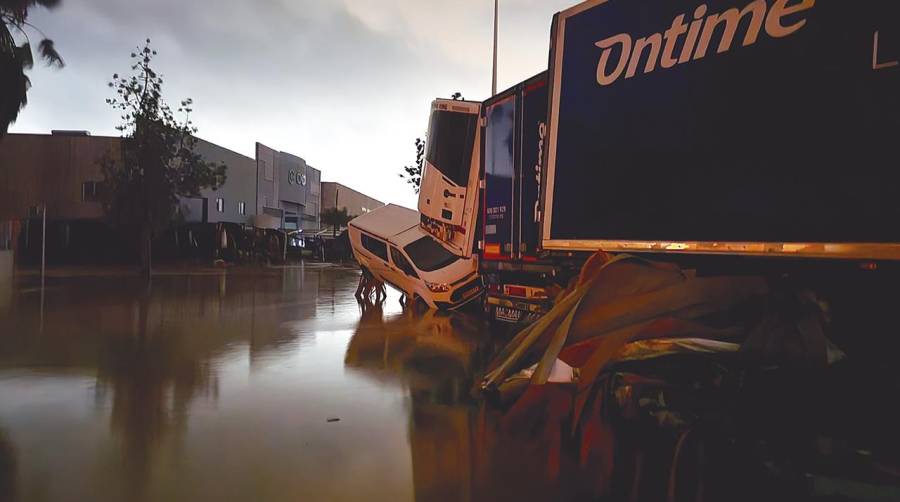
[426,281,450,293]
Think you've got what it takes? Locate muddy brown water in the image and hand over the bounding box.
[0,265,563,502]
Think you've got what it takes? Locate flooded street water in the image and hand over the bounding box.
[0,266,551,502]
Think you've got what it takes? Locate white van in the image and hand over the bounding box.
[348,204,482,311]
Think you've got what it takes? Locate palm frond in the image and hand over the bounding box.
[0,1,29,12]
[17,42,32,69]
[0,0,62,137]
[0,47,31,133]
[32,0,62,8]
[0,24,16,53]
[38,38,62,66]
[0,1,61,11]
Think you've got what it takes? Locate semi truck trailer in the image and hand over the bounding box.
[417,0,900,327]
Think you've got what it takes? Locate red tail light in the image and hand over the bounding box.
[506,286,528,298]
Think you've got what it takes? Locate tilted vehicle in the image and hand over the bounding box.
[417,0,900,325]
[348,204,482,311]
[421,81,562,325]
[413,0,900,496]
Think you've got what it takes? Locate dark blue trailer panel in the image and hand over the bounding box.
[518,76,549,259]
[483,95,517,260]
[482,74,555,327]
[483,72,549,261]
[542,0,900,259]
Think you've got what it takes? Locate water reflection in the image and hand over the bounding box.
[346,308,484,502]
[0,267,376,500]
[0,266,562,501]
[345,306,570,502]
[94,292,219,492]
[346,298,577,501]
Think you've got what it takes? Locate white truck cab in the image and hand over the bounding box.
[349,204,482,311]
[417,99,482,258]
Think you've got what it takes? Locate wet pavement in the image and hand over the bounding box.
[0,265,553,502]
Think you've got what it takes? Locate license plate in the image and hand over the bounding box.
[495,306,522,323]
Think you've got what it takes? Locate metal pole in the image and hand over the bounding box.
[41,204,46,282]
[40,204,46,335]
[492,0,499,96]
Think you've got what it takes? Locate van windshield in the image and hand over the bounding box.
[426,110,477,187]
[404,236,460,272]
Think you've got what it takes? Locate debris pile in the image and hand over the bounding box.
[481,252,899,500]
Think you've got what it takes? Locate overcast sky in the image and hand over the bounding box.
[11,0,574,208]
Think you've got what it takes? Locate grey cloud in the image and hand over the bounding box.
[13,0,565,207]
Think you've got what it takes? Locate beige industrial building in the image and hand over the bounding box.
[0,130,323,264]
[0,132,119,221]
[321,182,384,219]
[0,132,321,230]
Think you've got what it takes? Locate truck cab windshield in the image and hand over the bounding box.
[404,236,460,272]
[426,110,477,187]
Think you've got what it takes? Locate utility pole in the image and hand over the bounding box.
[492,0,499,96]
[41,204,47,282]
[40,203,46,335]
[334,188,339,238]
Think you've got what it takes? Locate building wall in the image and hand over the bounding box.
[1,134,324,233]
[303,166,321,232]
[0,250,11,280]
[0,133,120,220]
[256,142,322,232]
[275,152,307,208]
[0,250,11,311]
[181,138,257,224]
[256,143,278,217]
[276,151,306,231]
[321,182,385,220]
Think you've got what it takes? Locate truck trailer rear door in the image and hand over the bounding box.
[482,72,549,261]
[483,94,517,260]
[418,99,482,258]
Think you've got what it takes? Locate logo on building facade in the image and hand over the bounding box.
[288,170,308,186]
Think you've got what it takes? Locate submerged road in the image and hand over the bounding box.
[0,265,555,502]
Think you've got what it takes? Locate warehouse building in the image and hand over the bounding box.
[0,131,323,263]
[321,182,384,219]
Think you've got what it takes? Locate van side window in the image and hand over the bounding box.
[361,233,388,262]
[390,247,419,279]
